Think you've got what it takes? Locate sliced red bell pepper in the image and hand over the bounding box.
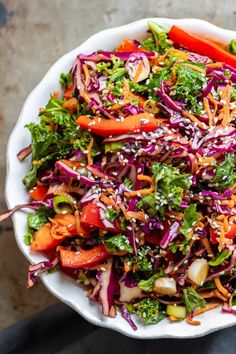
[80,204,105,229]
[64,83,74,100]
[115,39,148,53]
[29,185,48,201]
[76,113,158,137]
[59,244,110,268]
[169,25,236,68]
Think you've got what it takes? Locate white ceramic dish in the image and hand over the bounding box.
[5,18,236,339]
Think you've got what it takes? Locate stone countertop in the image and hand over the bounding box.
[0,0,236,329]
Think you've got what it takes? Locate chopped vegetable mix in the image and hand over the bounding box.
[2,21,236,330]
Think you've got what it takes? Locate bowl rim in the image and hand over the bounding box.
[5,17,236,339]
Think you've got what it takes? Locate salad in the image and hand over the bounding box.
[2,22,236,330]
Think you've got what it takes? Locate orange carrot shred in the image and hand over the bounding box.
[87,138,94,165]
[214,276,229,298]
[82,64,91,88]
[203,97,213,126]
[133,62,144,83]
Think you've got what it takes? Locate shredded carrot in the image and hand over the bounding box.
[219,227,225,252]
[63,98,78,114]
[200,237,214,257]
[125,211,146,222]
[110,102,125,111]
[169,316,180,321]
[187,316,201,326]
[207,62,223,68]
[165,210,184,220]
[137,174,154,184]
[203,97,213,126]
[82,64,91,88]
[223,216,230,233]
[124,187,154,198]
[207,93,219,119]
[124,258,131,272]
[196,153,215,167]
[221,85,231,126]
[124,174,154,198]
[87,138,94,165]
[200,289,228,302]
[230,107,236,120]
[181,110,208,129]
[214,276,229,298]
[193,302,220,316]
[53,90,59,98]
[133,62,144,83]
[122,79,145,108]
[81,91,92,104]
[86,289,93,297]
[166,65,177,86]
[182,62,206,74]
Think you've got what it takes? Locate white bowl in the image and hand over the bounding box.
[5,18,236,339]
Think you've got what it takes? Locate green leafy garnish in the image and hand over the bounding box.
[24,206,54,245]
[148,69,171,97]
[136,248,153,272]
[172,62,206,112]
[105,234,133,253]
[209,154,236,191]
[96,55,126,82]
[209,250,231,266]
[124,178,133,190]
[169,204,199,254]
[180,204,199,239]
[138,270,165,292]
[24,95,100,188]
[182,288,206,314]
[136,298,165,324]
[60,72,72,89]
[141,22,171,54]
[105,208,120,222]
[23,122,70,188]
[139,163,191,217]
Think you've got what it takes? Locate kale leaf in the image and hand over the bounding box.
[105,234,133,253]
[139,163,191,217]
[209,153,236,191]
[60,72,72,89]
[24,206,54,245]
[180,204,199,239]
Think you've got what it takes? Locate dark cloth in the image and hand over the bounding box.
[0,303,235,354]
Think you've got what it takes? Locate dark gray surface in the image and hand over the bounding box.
[0,303,235,354]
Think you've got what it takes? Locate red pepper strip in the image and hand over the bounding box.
[59,245,110,268]
[116,39,148,53]
[80,204,105,229]
[169,25,236,68]
[76,113,158,137]
[29,185,48,201]
[64,83,74,99]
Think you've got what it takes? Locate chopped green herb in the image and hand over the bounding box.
[136,298,165,324]
[105,234,133,253]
